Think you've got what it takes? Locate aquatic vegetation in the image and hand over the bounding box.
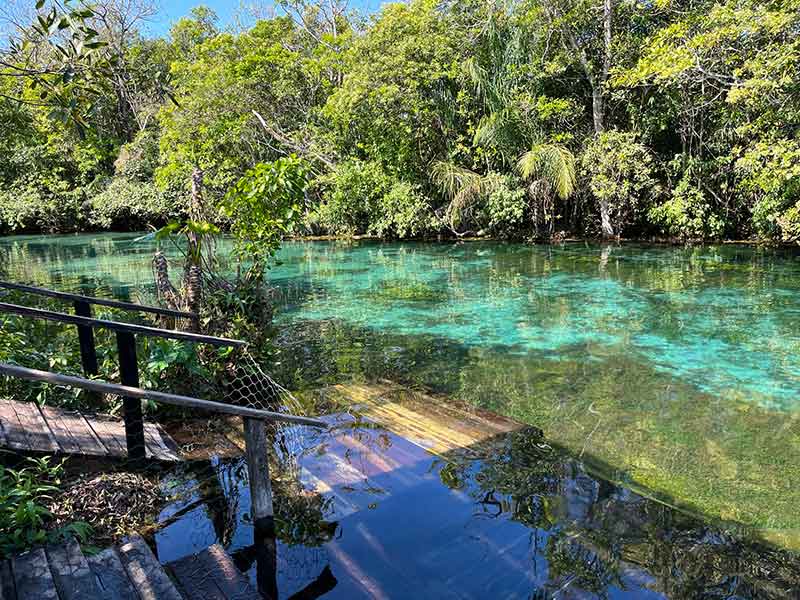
[373,280,448,303]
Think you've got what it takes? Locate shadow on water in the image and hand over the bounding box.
[152,414,800,599]
[267,317,800,548]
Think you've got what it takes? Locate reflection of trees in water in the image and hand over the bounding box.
[437,428,800,599]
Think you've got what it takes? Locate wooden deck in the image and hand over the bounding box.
[1,535,259,600]
[0,399,181,462]
[320,380,523,455]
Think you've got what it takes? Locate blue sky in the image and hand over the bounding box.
[142,1,387,37]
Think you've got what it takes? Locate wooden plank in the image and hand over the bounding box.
[0,302,243,347]
[0,560,16,600]
[154,423,182,460]
[199,545,260,600]
[85,416,127,457]
[117,534,182,600]
[45,538,102,600]
[9,401,58,453]
[168,553,227,600]
[39,406,108,457]
[142,423,181,462]
[0,400,28,451]
[0,364,327,428]
[0,280,197,319]
[11,547,58,600]
[86,548,139,600]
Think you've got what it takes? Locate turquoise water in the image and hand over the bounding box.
[268,242,800,411]
[2,233,800,546]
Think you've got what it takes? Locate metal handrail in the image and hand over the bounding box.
[0,302,245,348]
[0,363,327,429]
[0,280,196,320]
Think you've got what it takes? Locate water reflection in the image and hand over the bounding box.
[4,234,800,549]
[153,416,800,599]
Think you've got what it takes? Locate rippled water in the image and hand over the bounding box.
[2,233,800,549]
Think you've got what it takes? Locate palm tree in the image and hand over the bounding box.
[516,143,576,237]
[464,20,531,167]
[431,161,505,235]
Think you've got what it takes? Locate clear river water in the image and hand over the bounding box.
[2,232,800,554]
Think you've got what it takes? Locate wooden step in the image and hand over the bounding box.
[9,547,58,600]
[3,536,256,600]
[166,544,260,600]
[116,535,183,600]
[45,537,102,600]
[86,548,140,600]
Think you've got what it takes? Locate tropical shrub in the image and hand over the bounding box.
[221,155,308,267]
[736,140,800,241]
[315,160,390,235]
[648,178,724,240]
[0,183,84,234]
[89,179,180,230]
[369,182,434,239]
[486,178,527,237]
[582,132,658,237]
[777,202,800,244]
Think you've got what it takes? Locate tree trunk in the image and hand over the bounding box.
[153,252,180,310]
[183,166,205,332]
[592,87,605,134]
[599,199,614,238]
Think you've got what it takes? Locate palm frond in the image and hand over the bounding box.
[516,144,576,200]
[431,161,505,232]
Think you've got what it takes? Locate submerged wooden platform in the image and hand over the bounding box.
[1,535,258,600]
[0,399,181,462]
[322,380,523,456]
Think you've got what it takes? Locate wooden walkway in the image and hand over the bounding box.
[1,535,259,600]
[0,399,181,462]
[322,380,522,456]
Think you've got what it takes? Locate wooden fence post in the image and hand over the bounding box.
[243,417,277,600]
[73,300,100,405]
[116,331,146,462]
[243,418,274,526]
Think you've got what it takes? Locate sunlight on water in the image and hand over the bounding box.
[268,242,800,410]
[2,233,800,546]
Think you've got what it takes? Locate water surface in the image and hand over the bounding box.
[2,233,800,549]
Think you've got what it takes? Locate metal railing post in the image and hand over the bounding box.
[116,331,146,462]
[73,300,100,405]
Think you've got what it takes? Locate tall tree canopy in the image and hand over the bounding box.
[0,0,798,243]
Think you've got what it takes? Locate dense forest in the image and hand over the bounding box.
[0,0,798,243]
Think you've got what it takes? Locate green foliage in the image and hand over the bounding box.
[517,144,576,202]
[323,0,464,179]
[222,155,307,266]
[0,457,90,558]
[487,182,527,237]
[89,179,179,230]
[315,160,390,235]
[582,132,658,236]
[0,0,799,242]
[777,202,800,244]
[369,182,434,239]
[736,139,800,241]
[649,178,724,240]
[2,1,113,132]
